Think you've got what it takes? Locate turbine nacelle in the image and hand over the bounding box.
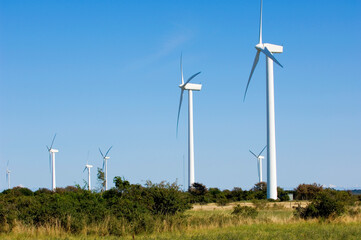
[179,83,202,91]
[258,156,265,160]
[104,156,110,160]
[255,43,283,54]
[85,164,93,168]
[50,149,59,153]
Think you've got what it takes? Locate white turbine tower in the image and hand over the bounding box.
[176,54,202,189]
[99,146,112,191]
[6,160,11,189]
[83,162,93,191]
[244,0,283,199]
[46,134,58,191]
[249,146,267,183]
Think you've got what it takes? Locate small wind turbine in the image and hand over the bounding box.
[6,160,11,189]
[83,155,93,191]
[249,146,267,183]
[243,0,284,200]
[176,53,202,189]
[46,134,58,191]
[99,146,112,191]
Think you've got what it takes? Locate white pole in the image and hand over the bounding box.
[105,159,107,191]
[188,90,195,188]
[266,57,277,200]
[88,168,91,191]
[8,172,10,189]
[52,152,56,191]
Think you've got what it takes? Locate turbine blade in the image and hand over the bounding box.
[102,160,105,170]
[83,167,87,172]
[259,0,263,44]
[249,150,258,158]
[105,146,113,157]
[99,148,104,158]
[244,50,260,101]
[176,89,185,137]
[180,53,184,85]
[261,47,283,68]
[49,153,52,173]
[185,71,201,85]
[258,145,267,157]
[46,145,50,151]
[50,134,57,149]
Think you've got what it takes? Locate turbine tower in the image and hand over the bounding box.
[176,54,202,189]
[83,163,93,191]
[6,160,11,189]
[244,0,283,199]
[249,146,267,183]
[46,134,58,191]
[99,146,112,191]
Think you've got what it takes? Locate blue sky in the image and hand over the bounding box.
[0,0,360,191]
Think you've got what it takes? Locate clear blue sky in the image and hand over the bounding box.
[0,0,360,191]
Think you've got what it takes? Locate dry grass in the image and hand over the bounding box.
[1,201,360,240]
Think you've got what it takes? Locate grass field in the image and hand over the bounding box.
[1,201,360,240]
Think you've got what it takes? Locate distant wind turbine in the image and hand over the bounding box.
[99,146,112,191]
[243,0,284,200]
[6,160,11,189]
[249,146,267,183]
[176,53,202,189]
[46,134,58,191]
[83,155,93,191]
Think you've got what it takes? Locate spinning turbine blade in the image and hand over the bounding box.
[99,148,104,158]
[176,89,185,136]
[259,0,263,44]
[83,167,87,172]
[50,134,57,149]
[105,146,113,157]
[261,47,283,68]
[185,72,201,85]
[46,145,50,151]
[244,50,260,101]
[180,53,184,85]
[102,160,105,170]
[249,150,258,158]
[258,145,267,157]
[49,153,52,173]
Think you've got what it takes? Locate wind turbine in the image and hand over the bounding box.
[46,134,58,191]
[6,160,11,189]
[99,146,112,191]
[243,0,284,199]
[83,157,93,191]
[249,146,267,183]
[176,54,202,189]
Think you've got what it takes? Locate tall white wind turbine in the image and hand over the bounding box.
[176,54,202,189]
[244,0,284,199]
[99,146,112,191]
[46,134,58,191]
[249,146,267,183]
[83,160,93,191]
[6,160,11,189]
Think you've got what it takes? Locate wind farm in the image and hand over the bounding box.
[0,0,360,239]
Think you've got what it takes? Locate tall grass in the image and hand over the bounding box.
[1,204,360,239]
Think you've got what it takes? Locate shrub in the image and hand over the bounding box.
[294,189,349,219]
[294,183,323,200]
[231,205,258,219]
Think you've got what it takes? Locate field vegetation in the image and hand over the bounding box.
[0,178,360,239]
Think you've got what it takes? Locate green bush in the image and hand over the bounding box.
[294,189,350,219]
[231,205,258,219]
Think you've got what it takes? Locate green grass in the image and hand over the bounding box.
[2,222,361,240]
[1,202,360,240]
